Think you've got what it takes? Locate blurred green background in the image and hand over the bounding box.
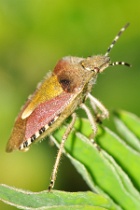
[0,0,139,209]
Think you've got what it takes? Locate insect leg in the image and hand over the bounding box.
[80,103,100,150]
[80,103,97,136]
[88,93,109,122]
[48,112,77,191]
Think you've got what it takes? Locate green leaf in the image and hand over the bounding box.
[0,110,140,210]
[52,116,140,210]
[114,110,140,152]
[96,126,140,192]
[0,184,112,210]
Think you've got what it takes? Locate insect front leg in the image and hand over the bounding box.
[88,93,109,123]
[48,112,77,191]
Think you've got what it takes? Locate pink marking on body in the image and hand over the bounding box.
[25,92,73,139]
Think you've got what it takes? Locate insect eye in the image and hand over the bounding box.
[59,79,71,92]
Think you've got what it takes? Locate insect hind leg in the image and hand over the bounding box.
[48,112,76,191]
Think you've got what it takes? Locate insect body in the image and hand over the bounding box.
[6,23,131,190]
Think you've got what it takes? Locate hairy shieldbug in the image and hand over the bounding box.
[6,23,131,191]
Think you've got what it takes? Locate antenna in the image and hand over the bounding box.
[105,23,129,57]
[105,23,131,67]
[110,61,131,67]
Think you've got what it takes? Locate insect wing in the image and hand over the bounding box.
[22,73,63,119]
[25,92,74,140]
[6,100,30,152]
[6,91,74,152]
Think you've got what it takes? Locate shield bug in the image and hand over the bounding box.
[6,23,131,191]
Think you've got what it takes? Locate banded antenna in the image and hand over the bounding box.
[105,23,131,67]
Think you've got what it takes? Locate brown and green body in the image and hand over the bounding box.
[6,55,107,152]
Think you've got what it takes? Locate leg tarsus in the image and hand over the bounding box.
[89,138,101,151]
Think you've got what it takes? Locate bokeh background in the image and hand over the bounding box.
[0,1,139,209]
